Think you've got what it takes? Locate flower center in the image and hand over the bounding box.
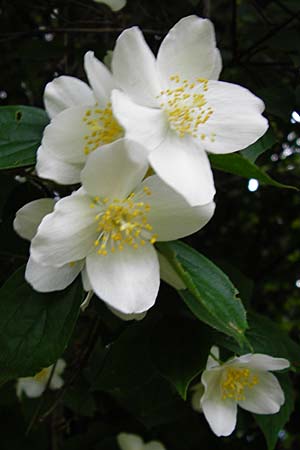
[158,75,215,142]
[90,187,157,256]
[221,367,259,401]
[82,102,123,155]
[34,367,51,382]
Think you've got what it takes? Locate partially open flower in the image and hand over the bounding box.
[193,346,290,437]
[117,432,166,450]
[29,138,215,315]
[111,15,268,206]
[16,359,66,399]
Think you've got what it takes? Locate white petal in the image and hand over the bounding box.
[112,27,160,106]
[25,256,83,292]
[107,305,147,321]
[139,175,215,240]
[201,369,237,437]
[157,252,185,290]
[14,198,55,241]
[36,145,82,185]
[31,190,97,267]
[55,359,67,375]
[42,105,93,165]
[17,379,45,398]
[44,75,95,119]
[148,133,215,206]
[238,371,285,414]
[81,265,92,291]
[157,16,219,87]
[112,90,168,151]
[206,346,220,370]
[210,49,222,80]
[50,373,64,390]
[117,433,144,450]
[81,138,148,200]
[145,442,166,450]
[86,243,160,314]
[94,0,126,11]
[191,383,204,412]
[199,81,268,154]
[84,51,115,106]
[233,354,290,372]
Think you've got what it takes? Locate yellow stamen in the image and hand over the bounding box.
[159,75,215,141]
[221,367,259,401]
[82,102,123,155]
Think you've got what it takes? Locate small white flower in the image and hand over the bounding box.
[16,359,66,399]
[111,15,268,206]
[28,138,215,315]
[193,346,290,437]
[117,432,166,450]
[37,51,123,185]
[93,0,126,12]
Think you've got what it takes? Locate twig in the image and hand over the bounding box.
[0,27,162,43]
[240,9,300,61]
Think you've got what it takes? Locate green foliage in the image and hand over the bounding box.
[0,266,83,384]
[255,374,295,450]
[158,241,248,346]
[209,152,297,190]
[0,106,48,169]
[219,312,300,365]
[150,317,212,399]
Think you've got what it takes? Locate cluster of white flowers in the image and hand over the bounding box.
[14,15,267,318]
[13,15,288,439]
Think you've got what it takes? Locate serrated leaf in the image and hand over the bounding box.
[157,241,248,346]
[0,266,83,385]
[255,374,294,450]
[209,153,297,190]
[150,318,212,399]
[0,105,48,169]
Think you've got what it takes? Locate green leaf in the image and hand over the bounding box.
[0,106,49,169]
[241,129,277,163]
[209,153,297,190]
[92,319,186,427]
[92,321,155,393]
[150,318,212,399]
[63,382,97,417]
[0,266,83,384]
[157,241,248,346]
[255,374,294,450]
[219,312,300,366]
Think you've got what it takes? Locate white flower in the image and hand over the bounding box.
[93,0,126,11]
[36,51,123,185]
[111,15,268,206]
[193,346,290,437]
[16,359,66,399]
[117,433,166,450]
[29,138,215,315]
